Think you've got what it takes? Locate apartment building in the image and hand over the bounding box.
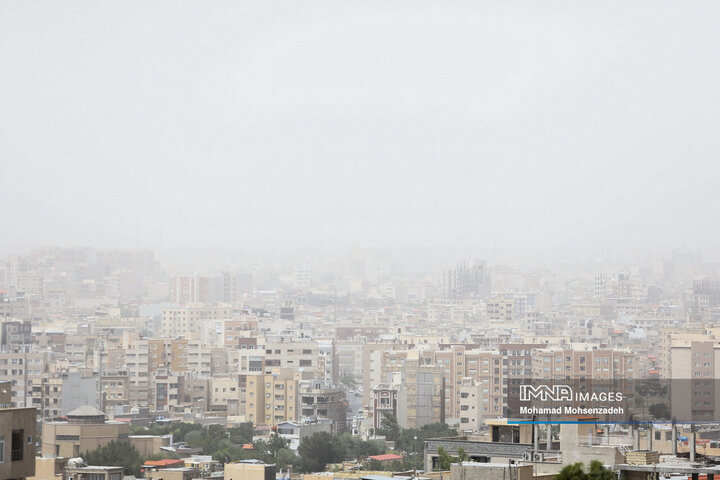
[122,336,149,405]
[297,379,347,433]
[0,350,49,408]
[532,347,636,380]
[361,342,411,408]
[101,374,129,411]
[223,318,259,350]
[160,305,236,339]
[149,372,181,413]
[336,340,364,379]
[170,274,214,305]
[455,378,483,432]
[263,339,320,376]
[656,328,708,378]
[486,296,514,322]
[670,339,720,421]
[0,320,32,349]
[245,369,299,426]
[443,261,491,299]
[398,353,444,428]
[210,376,241,414]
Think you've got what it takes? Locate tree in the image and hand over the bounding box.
[395,422,458,453]
[556,461,615,480]
[82,440,143,476]
[456,447,469,462]
[337,432,383,461]
[130,422,204,444]
[275,447,301,471]
[436,447,455,471]
[297,432,345,473]
[649,403,671,420]
[228,423,256,445]
[376,412,401,442]
[587,460,616,480]
[253,435,290,460]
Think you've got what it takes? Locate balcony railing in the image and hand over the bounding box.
[11,449,23,461]
[577,435,633,447]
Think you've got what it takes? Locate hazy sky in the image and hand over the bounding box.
[1,1,719,261]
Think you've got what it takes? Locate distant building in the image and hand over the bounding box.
[0,320,32,350]
[443,262,491,299]
[276,420,333,450]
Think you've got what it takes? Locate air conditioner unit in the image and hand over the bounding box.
[533,452,544,462]
[522,452,533,461]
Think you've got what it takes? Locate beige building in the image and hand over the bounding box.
[28,456,65,480]
[41,405,129,458]
[263,339,320,377]
[245,369,298,426]
[210,376,242,414]
[224,460,276,480]
[100,375,129,411]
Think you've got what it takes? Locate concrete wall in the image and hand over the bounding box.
[559,424,624,466]
[451,462,533,480]
[0,407,37,480]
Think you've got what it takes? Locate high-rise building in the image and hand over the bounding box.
[443,261,491,299]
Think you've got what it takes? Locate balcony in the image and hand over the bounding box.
[11,449,23,461]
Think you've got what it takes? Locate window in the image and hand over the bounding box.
[11,429,23,461]
[0,434,4,463]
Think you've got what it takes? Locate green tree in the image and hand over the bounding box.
[587,460,616,480]
[130,421,204,444]
[395,422,458,453]
[82,440,143,476]
[297,432,346,473]
[376,412,401,442]
[253,435,290,460]
[228,423,255,445]
[336,432,383,461]
[556,461,615,480]
[436,446,454,471]
[276,447,301,471]
[557,463,586,480]
[456,447,469,462]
